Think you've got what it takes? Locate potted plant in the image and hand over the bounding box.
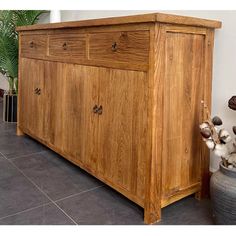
[0,10,47,122]
[199,101,236,224]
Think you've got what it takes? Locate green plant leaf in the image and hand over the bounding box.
[0,10,47,93]
[12,10,48,26]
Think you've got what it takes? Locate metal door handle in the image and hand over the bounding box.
[34,88,39,94]
[97,105,103,115]
[34,88,41,95]
[93,105,99,113]
[93,105,102,114]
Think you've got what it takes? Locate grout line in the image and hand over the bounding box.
[55,185,104,203]
[8,150,48,161]
[0,202,52,221]
[50,201,78,225]
[0,151,78,225]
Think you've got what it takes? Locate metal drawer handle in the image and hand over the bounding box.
[62,42,67,50]
[29,41,34,48]
[111,42,117,52]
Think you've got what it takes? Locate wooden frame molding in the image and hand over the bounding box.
[16,12,221,32]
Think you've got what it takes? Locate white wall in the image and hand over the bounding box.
[0,74,8,91]
[38,11,50,24]
[60,10,156,22]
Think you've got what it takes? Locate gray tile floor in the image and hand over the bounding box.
[0,99,214,225]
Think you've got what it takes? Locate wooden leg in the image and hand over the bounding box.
[144,145,162,224]
[16,126,24,136]
[200,149,211,199]
[195,147,210,200]
[144,149,162,224]
[197,172,210,199]
[144,204,161,224]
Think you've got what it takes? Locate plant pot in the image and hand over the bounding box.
[210,162,236,224]
[3,93,17,122]
[0,89,4,98]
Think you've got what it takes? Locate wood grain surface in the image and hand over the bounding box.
[16,12,221,32]
[161,29,205,200]
[21,34,47,59]
[48,34,87,59]
[97,68,148,201]
[89,31,149,65]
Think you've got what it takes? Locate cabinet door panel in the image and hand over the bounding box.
[19,58,45,139]
[43,61,63,146]
[44,63,104,169]
[98,69,148,200]
[77,66,109,169]
[162,32,205,197]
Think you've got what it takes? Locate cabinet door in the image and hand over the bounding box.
[19,58,45,139]
[97,69,149,200]
[44,62,105,169]
[43,61,63,146]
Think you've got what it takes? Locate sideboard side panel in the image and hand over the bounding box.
[161,25,207,206]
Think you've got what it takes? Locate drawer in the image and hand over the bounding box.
[89,31,150,65]
[21,34,47,58]
[48,34,87,59]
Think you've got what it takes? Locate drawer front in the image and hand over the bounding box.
[21,34,47,58]
[89,31,150,65]
[49,34,87,59]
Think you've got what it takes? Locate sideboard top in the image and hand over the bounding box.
[16,12,222,32]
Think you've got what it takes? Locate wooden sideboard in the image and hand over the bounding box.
[16,13,221,224]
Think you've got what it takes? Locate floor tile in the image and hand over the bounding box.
[0,100,16,132]
[0,132,47,159]
[0,203,75,225]
[0,122,16,135]
[12,151,103,201]
[57,186,144,225]
[157,197,213,225]
[0,157,21,180]
[0,174,50,218]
